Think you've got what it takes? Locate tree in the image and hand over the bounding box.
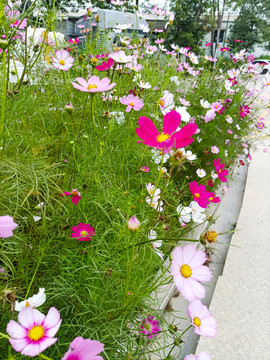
[168,0,212,53]
[227,1,270,52]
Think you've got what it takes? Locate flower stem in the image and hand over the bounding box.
[0,332,9,340]
[0,49,7,141]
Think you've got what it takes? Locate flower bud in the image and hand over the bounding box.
[127,216,140,231]
[65,103,74,113]
[0,39,8,50]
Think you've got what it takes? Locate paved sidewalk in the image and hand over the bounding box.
[196,95,270,359]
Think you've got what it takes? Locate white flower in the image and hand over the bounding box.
[137,80,151,89]
[171,43,180,51]
[132,73,141,82]
[236,124,241,130]
[175,106,190,123]
[159,44,168,52]
[224,149,228,157]
[170,76,180,86]
[151,149,170,164]
[159,90,175,115]
[145,197,163,211]
[200,99,211,108]
[139,24,149,33]
[158,166,168,175]
[109,50,132,64]
[177,204,192,224]
[146,183,161,197]
[211,171,218,179]
[225,115,233,124]
[189,201,207,224]
[176,148,197,161]
[148,230,164,259]
[196,169,206,178]
[109,111,125,125]
[33,216,42,222]
[15,288,46,311]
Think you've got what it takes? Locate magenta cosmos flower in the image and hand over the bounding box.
[62,336,104,360]
[71,76,116,93]
[61,189,82,205]
[240,105,250,118]
[171,245,212,302]
[185,352,211,360]
[140,316,160,339]
[68,38,80,44]
[120,95,144,112]
[52,50,74,71]
[0,215,18,238]
[207,192,220,204]
[6,306,61,357]
[96,58,114,71]
[140,166,150,172]
[136,110,197,152]
[7,9,27,29]
[187,300,217,338]
[71,223,95,241]
[213,158,228,182]
[189,181,210,209]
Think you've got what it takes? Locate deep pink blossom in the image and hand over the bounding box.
[213,158,228,182]
[68,38,80,44]
[6,306,61,357]
[71,76,116,93]
[61,189,81,205]
[211,102,222,112]
[257,122,264,129]
[171,245,212,301]
[119,95,144,112]
[96,58,114,71]
[136,110,198,152]
[0,215,18,238]
[140,166,150,172]
[62,337,104,360]
[187,300,217,338]
[188,181,210,208]
[140,316,160,339]
[206,192,221,204]
[71,223,95,241]
[240,105,250,118]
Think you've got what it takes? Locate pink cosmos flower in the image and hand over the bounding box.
[95,58,114,71]
[68,38,80,44]
[109,50,132,63]
[257,122,264,129]
[71,76,116,93]
[189,181,210,208]
[126,60,143,72]
[140,166,150,172]
[71,223,95,241]
[140,316,160,339]
[220,47,229,52]
[0,215,18,238]
[210,146,219,154]
[159,90,174,114]
[7,9,27,29]
[136,110,198,152]
[6,306,61,357]
[207,192,221,204]
[119,95,144,112]
[187,300,217,338]
[210,102,222,112]
[61,189,81,205]
[52,50,74,71]
[62,337,104,360]
[240,105,250,118]
[171,245,212,301]
[213,158,228,182]
[185,352,211,360]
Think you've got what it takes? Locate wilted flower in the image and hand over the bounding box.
[15,288,46,312]
[61,189,82,205]
[205,231,218,243]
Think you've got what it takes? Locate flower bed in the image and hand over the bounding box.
[0,2,269,360]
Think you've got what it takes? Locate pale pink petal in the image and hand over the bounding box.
[188,251,206,268]
[6,320,27,338]
[9,338,29,352]
[75,77,89,88]
[192,266,212,282]
[182,245,197,264]
[18,307,34,328]
[42,307,61,331]
[22,338,57,356]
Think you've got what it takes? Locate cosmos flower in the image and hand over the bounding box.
[184,352,211,360]
[108,50,132,63]
[68,38,80,44]
[7,306,61,356]
[52,50,74,71]
[211,102,223,112]
[177,204,192,225]
[189,181,210,209]
[61,189,82,205]
[0,215,18,238]
[136,110,198,152]
[240,105,250,118]
[189,201,207,224]
[95,58,114,71]
[213,158,228,182]
[148,229,164,259]
[140,316,160,338]
[71,76,116,93]
[171,245,212,301]
[159,90,175,114]
[71,223,95,241]
[196,169,206,178]
[140,166,150,172]
[187,300,217,338]
[15,288,46,312]
[62,337,104,360]
[119,95,144,112]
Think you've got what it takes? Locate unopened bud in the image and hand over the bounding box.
[127,216,140,231]
[0,39,8,50]
[65,103,74,113]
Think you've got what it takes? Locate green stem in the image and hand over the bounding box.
[0,49,7,141]
[166,325,192,358]
[0,332,9,340]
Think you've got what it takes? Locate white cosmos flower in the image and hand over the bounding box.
[148,230,164,259]
[151,149,170,164]
[179,148,197,161]
[175,106,190,123]
[170,76,180,86]
[137,80,151,89]
[146,183,161,197]
[133,73,141,82]
[139,24,149,33]
[15,288,46,311]
[200,99,211,108]
[177,204,192,225]
[189,201,207,224]
[225,115,233,124]
[211,171,218,179]
[158,166,168,175]
[145,197,163,211]
[196,169,206,178]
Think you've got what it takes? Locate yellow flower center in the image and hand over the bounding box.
[218,169,222,173]
[59,60,65,65]
[25,301,30,307]
[71,191,78,196]
[156,133,170,143]
[28,325,45,341]
[180,264,192,278]
[159,100,165,107]
[81,231,88,236]
[193,317,201,327]
[194,193,200,198]
[151,203,155,207]
[209,197,213,201]
[205,230,218,243]
[150,190,154,194]
[87,84,98,90]
[130,102,135,106]
[144,323,150,330]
